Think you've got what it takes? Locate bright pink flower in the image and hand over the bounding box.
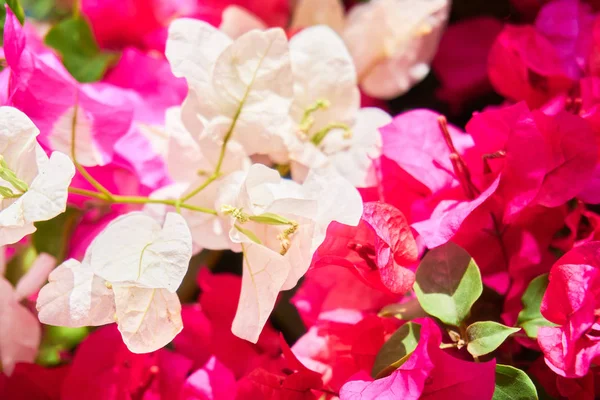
[432,17,504,114]
[539,241,600,377]
[292,264,397,329]
[311,201,418,296]
[181,356,236,400]
[174,270,280,378]
[61,325,194,399]
[340,318,496,400]
[292,315,398,392]
[4,12,132,166]
[488,25,574,107]
[0,363,70,400]
[82,0,289,52]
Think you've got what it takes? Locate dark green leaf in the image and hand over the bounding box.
[378,298,427,320]
[371,322,420,378]
[414,242,483,326]
[44,17,118,82]
[466,321,520,357]
[517,274,556,338]
[493,364,538,400]
[32,207,81,262]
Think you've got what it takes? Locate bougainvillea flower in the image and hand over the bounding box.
[432,17,504,114]
[0,107,75,246]
[312,201,418,296]
[0,363,69,399]
[166,20,294,158]
[180,356,236,400]
[538,241,600,378]
[214,164,361,342]
[37,212,192,353]
[343,0,450,99]
[488,25,575,108]
[0,253,55,375]
[4,11,133,168]
[145,107,250,251]
[59,325,194,399]
[340,318,496,399]
[292,264,398,328]
[174,269,280,378]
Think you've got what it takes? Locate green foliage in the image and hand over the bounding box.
[517,274,556,338]
[33,208,81,262]
[414,242,483,326]
[493,365,538,400]
[371,322,420,378]
[44,16,118,82]
[466,321,520,357]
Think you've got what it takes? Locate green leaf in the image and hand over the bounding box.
[466,321,520,357]
[413,242,483,326]
[517,274,556,338]
[493,364,538,400]
[32,208,81,262]
[44,17,118,82]
[371,322,420,378]
[378,298,427,320]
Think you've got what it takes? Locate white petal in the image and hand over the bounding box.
[231,243,290,343]
[211,28,294,156]
[291,0,346,33]
[91,212,192,292]
[165,107,206,184]
[302,168,363,245]
[21,151,75,222]
[15,253,56,301]
[0,107,39,184]
[323,107,390,187]
[219,6,267,39]
[113,285,183,354]
[290,25,359,134]
[36,259,115,327]
[166,19,232,91]
[0,278,41,375]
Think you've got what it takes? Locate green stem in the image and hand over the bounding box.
[70,97,114,200]
[68,187,218,215]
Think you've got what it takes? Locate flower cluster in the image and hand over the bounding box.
[2,0,600,399]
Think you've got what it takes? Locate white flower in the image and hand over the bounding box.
[36,212,193,353]
[344,0,450,99]
[166,19,294,158]
[0,107,75,246]
[0,253,55,375]
[286,26,390,186]
[214,164,362,343]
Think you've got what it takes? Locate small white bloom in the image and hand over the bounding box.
[37,212,192,353]
[214,164,362,343]
[344,0,450,99]
[286,27,390,186]
[166,20,294,158]
[0,107,75,246]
